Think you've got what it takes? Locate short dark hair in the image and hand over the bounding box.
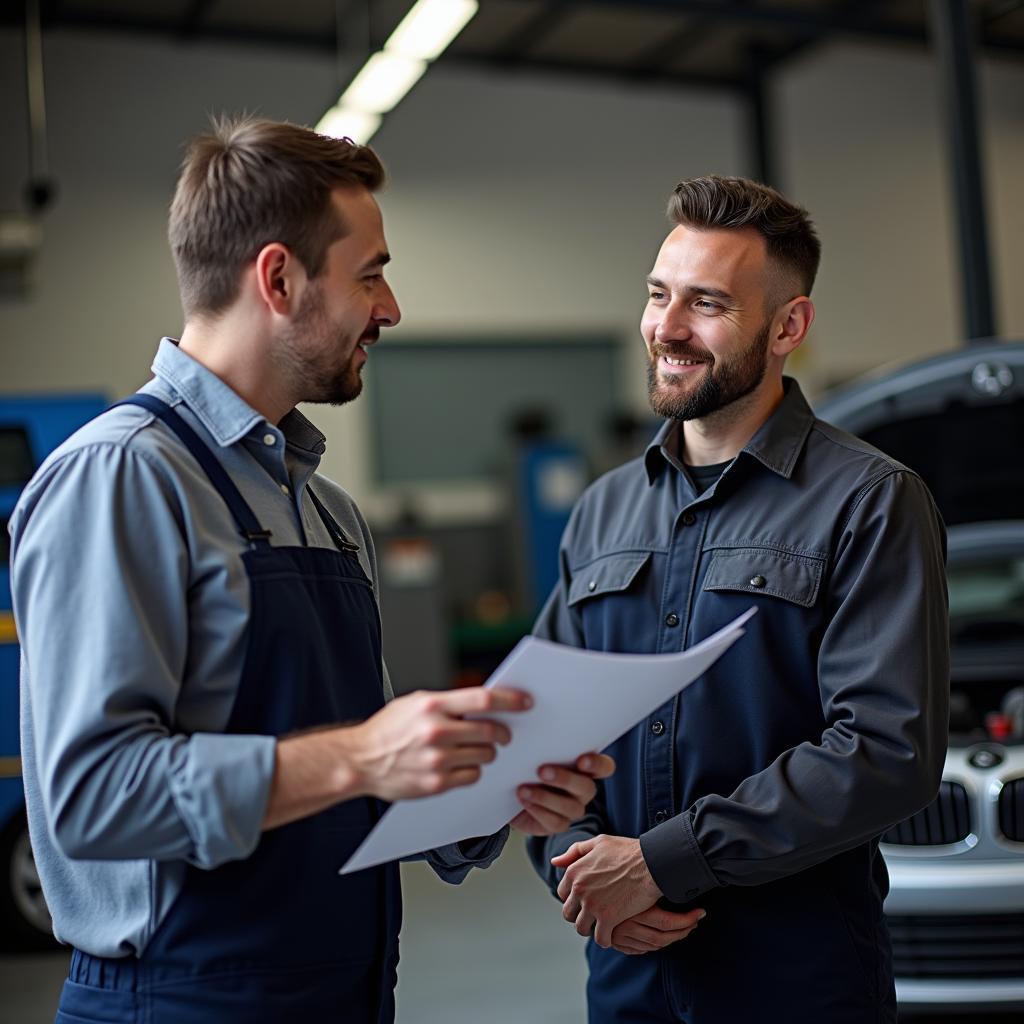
[168,115,385,319]
[667,175,821,301]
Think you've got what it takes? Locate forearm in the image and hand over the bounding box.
[269,686,534,830]
[262,726,367,830]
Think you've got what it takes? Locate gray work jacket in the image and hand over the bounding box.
[528,378,950,904]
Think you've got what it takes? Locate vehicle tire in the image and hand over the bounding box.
[0,809,58,951]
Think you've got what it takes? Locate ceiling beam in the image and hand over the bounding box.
[986,0,1024,22]
[756,0,896,73]
[494,3,575,60]
[577,0,1024,53]
[2,9,339,51]
[447,50,743,93]
[630,0,762,83]
[179,0,216,41]
[574,0,924,42]
[629,19,708,74]
[2,2,1019,63]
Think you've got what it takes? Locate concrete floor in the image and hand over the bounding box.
[0,838,1018,1023]
[0,837,587,1024]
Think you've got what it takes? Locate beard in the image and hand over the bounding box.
[647,318,771,421]
[277,283,374,407]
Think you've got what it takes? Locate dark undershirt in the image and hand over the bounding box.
[685,460,732,496]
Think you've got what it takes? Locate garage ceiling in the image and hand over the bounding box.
[3,0,1023,95]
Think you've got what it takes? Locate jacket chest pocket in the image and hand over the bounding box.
[567,552,653,651]
[702,546,824,607]
[568,552,651,605]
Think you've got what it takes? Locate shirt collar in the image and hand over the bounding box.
[643,376,815,484]
[151,337,327,455]
[279,408,327,457]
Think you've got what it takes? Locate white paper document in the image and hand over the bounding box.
[340,607,757,874]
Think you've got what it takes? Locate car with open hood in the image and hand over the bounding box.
[817,340,1024,1015]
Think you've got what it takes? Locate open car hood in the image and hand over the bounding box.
[815,341,1024,527]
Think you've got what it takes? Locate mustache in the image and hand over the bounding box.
[650,342,713,364]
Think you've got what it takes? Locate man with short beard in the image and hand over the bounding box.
[528,176,949,1023]
[9,117,614,1023]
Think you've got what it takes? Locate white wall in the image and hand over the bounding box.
[1,28,1022,517]
[775,40,1024,384]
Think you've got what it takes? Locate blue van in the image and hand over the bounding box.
[0,394,107,950]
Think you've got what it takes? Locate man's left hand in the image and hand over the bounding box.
[552,834,663,947]
[510,754,615,835]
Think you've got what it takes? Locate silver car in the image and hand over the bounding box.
[882,520,1024,1014]
[817,341,1024,1015]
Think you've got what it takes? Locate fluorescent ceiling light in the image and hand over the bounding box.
[316,106,383,145]
[340,51,427,115]
[317,0,476,144]
[385,0,478,61]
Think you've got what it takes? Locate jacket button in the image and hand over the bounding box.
[749,575,766,588]
[681,512,696,526]
[588,580,597,592]
[654,810,669,824]
[651,720,665,735]
[664,612,680,627]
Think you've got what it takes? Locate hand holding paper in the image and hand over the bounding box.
[341,607,757,874]
[511,752,616,836]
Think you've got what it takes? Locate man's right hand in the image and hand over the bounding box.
[348,687,532,802]
[264,687,531,830]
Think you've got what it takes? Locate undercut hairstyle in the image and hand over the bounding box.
[168,115,385,319]
[667,175,821,304]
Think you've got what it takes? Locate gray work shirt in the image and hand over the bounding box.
[11,338,505,957]
[528,378,949,904]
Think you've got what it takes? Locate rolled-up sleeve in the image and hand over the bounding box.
[640,469,950,900]
[11,443,276,868]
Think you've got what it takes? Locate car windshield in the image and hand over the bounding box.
[948,555,1024,644]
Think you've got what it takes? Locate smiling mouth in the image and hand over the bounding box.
[662,356,706,367]
[657,353,710,377]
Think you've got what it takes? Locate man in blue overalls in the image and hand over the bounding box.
[528,176,949,1022]
[10,116,612,1023]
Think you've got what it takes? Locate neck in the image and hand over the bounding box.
[178,312,295,426]
[680,376,785,466]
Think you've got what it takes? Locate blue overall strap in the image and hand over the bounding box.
[117,394,272,547]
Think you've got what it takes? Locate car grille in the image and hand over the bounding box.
[888,913,1024,979]
[999,778,1024,842]
[882,781,971,845]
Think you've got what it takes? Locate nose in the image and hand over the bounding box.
[653,301,692,345]
[374,281,401,328]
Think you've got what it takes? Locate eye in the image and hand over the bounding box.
[694,298,722,312]
[647,290,666,302]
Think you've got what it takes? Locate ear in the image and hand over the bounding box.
[253,242,304,316]
[770,297,815,359]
